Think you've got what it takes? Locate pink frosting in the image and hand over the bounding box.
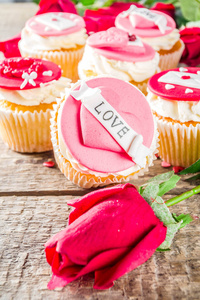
[87,27,155,62]
[60,77,154,173]
[0,57,61,90]
[26,12,85,37]
[115,9,175,38]
[148,68,200,101]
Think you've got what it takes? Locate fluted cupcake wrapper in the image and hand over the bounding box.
[19,45,85,82]
[0,108,53,153]
[156,116,200,167]
[50,99,159,189]
[158,40,185,71]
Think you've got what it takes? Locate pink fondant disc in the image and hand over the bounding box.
[148,68,200,101]
[87,27,156,62]
[115,10,175,38]
[26,12,85,37]
[0,57,61,90]
[94,42,155,62]
[60,77,155,173]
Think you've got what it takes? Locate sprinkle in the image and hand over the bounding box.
[181,75,190,80]
[165,84,175,90]
[161,161,171,168]
[43,70,53,76]
[43,161,55,168]
[44,26,51,32]
[173,166,184,174]
[185,88,193,94]
[179,67,188,72]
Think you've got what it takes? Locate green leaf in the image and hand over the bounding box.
[158,223,182,249]
[147,171,175,185]
[157,175,180,197]
[172,213,194,229]
[180,159,200,175]
[140,183,159,205]
[179,0,200,21]
[151,196,176,225]
[156,248,171,252]
[150,196,183,250]
[185,173,200,182]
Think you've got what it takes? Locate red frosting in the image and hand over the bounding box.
[60,77,154,173]
[148,67,200,101]
[26,12,85,37]
[0,57,61,90]
[115,9,175,38]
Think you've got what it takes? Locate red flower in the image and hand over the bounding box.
[45,183,166,290]
[36,0,77,15]
[180,27,200,67]
[84,2,144,34]
[151,2,175,20]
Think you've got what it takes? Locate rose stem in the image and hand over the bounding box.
[165,185,200,207]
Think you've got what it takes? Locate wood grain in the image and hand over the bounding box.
[0,3,200,300]
[0,194,199,300]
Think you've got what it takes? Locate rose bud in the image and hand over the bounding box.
[45,183,167,290]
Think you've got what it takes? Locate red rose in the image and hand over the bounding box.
[151,2,175,20]
[180,27,200,67]
[84,2,144,34]
[36,0,77,15]
[45,183,166,290]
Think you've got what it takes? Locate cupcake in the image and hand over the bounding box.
[115,5,184,71]
[147,67,200,167]
[51,76,158,188]
[0,57,70,153]
[78,27,159,95]
[19,12,88,82]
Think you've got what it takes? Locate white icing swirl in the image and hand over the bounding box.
[56,83,158,177]
[0,77,70,106]
[147,90,200,122]
[78,45,160,82]
[141,29,180,51]
[19,27,87,51]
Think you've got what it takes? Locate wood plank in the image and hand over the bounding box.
[0,139,199,195]
[0,3,38,40]
[0,195,199,300]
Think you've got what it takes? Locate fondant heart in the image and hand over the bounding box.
[87,27,128,49]
[80,86,143,153]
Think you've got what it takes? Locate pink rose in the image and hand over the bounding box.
[36,0,77,15]
[151,2,175,20]
[180,27,200,67]
[84,2,144,34]
[45,183,166,290]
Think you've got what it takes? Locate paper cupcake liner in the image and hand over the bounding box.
[0,108,53,152]
[159,40,185,71]
[20,46,85,82]
[156,116,200,167]
[50,99,159,188]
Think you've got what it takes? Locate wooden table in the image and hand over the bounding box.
[0,3,200,300]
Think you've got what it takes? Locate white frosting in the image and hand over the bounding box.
[78,45,160,82]
[56,83,158,177]
[141,29,180,51]
[0,77,70,106]
[19,27,87,51]
[147,90,200,122]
